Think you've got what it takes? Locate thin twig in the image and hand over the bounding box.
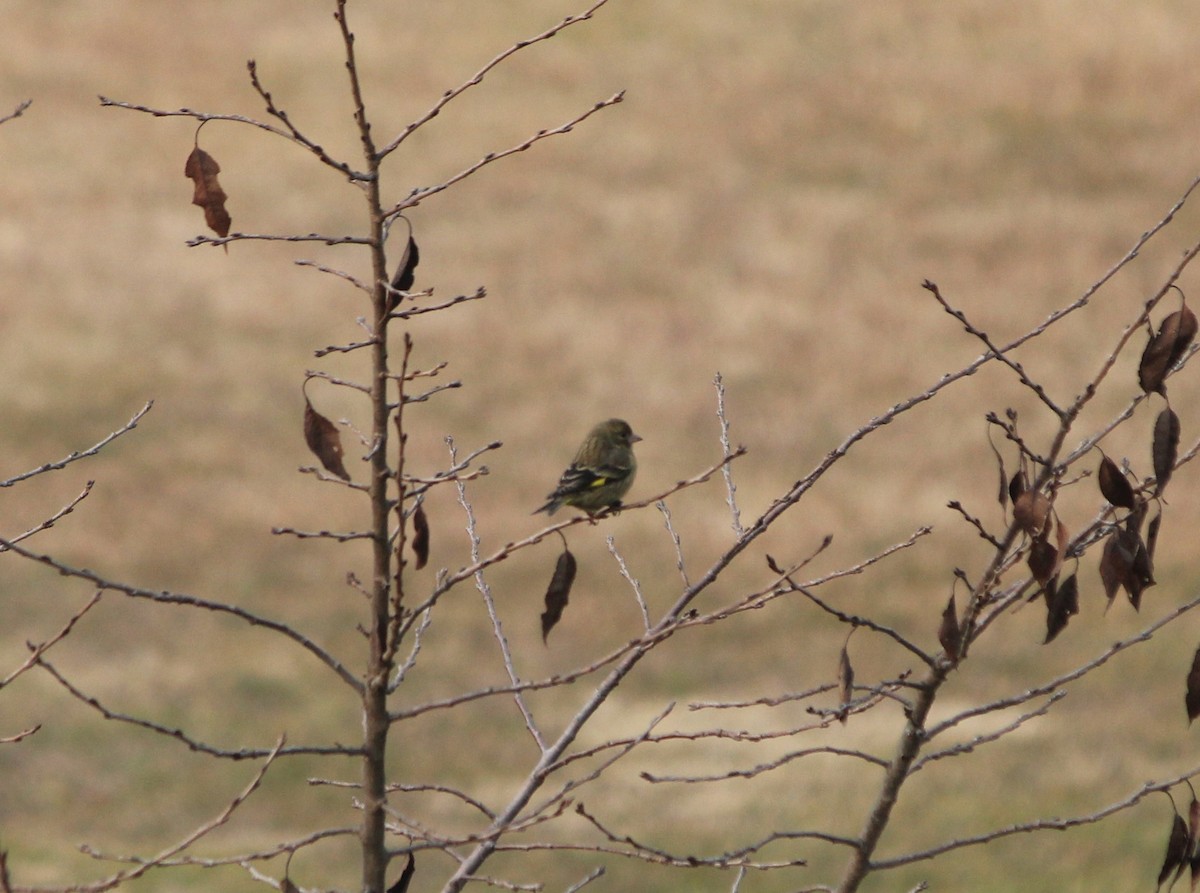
[607,536,651,632]
[0,536,363,693]
[0,98,32,126]
[2,591,102,690]
[35,657,360,760]
[870,763,1200,871]
[388,94,624,217]
[32,736,288,893]
[714,372,745,538]
[656,501,690,589]
[294,258,372,294]
[378,0,617,159]
[450,436,546,753]
[391,287,487,320]
[188,231,372,249]
[924,281,1065,419]
[642,745,888,784]
[0,403,152,488]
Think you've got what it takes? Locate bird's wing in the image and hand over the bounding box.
[554,461,626,495]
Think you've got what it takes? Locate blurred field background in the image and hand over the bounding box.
[4,1,1200,891]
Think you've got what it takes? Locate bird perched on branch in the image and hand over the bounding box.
[535,418,642,517]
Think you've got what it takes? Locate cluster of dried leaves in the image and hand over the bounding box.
[967,294,1200,770]
[1158,785,1200,892]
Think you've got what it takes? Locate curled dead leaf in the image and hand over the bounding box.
[387,234,420,312]
[1043,572,1078,644]
[1027,535,1058,585]
[1154,407,1181,496]
[837,638,854,724]
[184,146,231,238]
[386,854,416,893]
[1099,530,1133,611]
[1159,809,1190,889]
[1008,468,1027,506]
[411,502,429,570]
[1147,508,1163,565]
[1140,306,1197,396]
[540,547,577,643]
[303,397,351,481]
[1098,455,1136,510]
[1013,490,1052,537]
[1187,645,1200,725]
[938,594,960,664]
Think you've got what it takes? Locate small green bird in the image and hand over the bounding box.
[535,418,642,517]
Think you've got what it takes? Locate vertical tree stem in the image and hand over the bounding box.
[837,669,945,893]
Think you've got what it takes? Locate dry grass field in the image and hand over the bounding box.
[4,2,1200,891]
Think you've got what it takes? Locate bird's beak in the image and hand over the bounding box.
[631,433,644,443]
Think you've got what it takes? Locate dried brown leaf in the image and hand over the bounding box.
[303,397,351,481]
[1008,468,1027,506]
[281,880,298,893]
[837,640,854,724]
[1187,645,1200,725]
[1013,490,1051,537]
[410,502,429,570]
[540,547,577,643]
[387,853,416,893]
[1189,795,1200,862]
[1043,572,1078,644]
[1098,455,1136,510]
[1129,532,1155,611]
[1147,508,1164,565]
[1099,530,1133,611]
[1141,307,1196,396]
[1172,303,1199,369]
[1141,312,1182,395]
[938,594,960,664]
[1160,811,1190,888]
[1154,408,1182,496]
[184,146,231,238]
[387,234,420,312]
[1027,535,1058,585]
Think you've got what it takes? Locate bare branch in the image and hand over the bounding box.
[271,526,375,542]
[450,439,546,753]
[714,372,745,537]
[927,595,1200,741]
[0,726,40,745]
[656,501,690,589]
[387,94,624,217]
[247,59,360,177]
[0,402,152,488]
[391,286,487,320]
[0,98,32,126]
[573,802,833,867]
[910,692,1065,773]
[378,0,617,159]
[642,745,888,784]
[870,764,1200,871]
[0,537,363,693]
[1,591,102,691]
[187,231,372,249]
[606,535,651,632]
[294,258,372,294]
[36,657,359,760]
[25,736,288,893]
[924,281,1065,418]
